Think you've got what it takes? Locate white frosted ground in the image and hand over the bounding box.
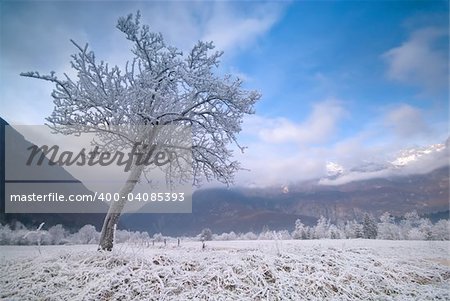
[1,240,449,300]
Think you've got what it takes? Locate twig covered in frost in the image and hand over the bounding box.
[23,222,45,255]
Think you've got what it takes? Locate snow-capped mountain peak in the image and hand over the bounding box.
[390,143,446,167]
[321,139,448,185]
[326,162,345,177]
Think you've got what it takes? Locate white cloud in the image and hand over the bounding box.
[382,27,449,93]
[383,104,431,138]
[201,2,282,53]
[232,101,446,187]
[253,99,347,145]
[233,143,327,187]
[230,99,348,186]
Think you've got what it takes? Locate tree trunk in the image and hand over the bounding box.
[98,163,144,251]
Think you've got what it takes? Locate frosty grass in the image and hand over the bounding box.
[1,240,449,300]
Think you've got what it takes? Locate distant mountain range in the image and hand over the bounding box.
[120,137,449,235]
[121,165,448,235]
[1,117,448,235]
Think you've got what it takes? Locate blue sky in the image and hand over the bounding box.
[1,1,448,186]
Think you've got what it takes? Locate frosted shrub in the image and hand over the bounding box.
[432,220,450,240]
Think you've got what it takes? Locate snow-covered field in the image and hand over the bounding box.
[1,240,449,300]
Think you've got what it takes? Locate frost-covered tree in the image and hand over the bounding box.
[377,212,400,240]
[115,229,132,243]
[329,224,341,239]
[400,211,421,239]
[277,230,292,240]
[432,219,450,240]
[74,224,99,244]
[292,219,308,240]
[258,227,275,240]
[153,233,165,243]
[0,224,13,245]
[404,211,421,226]
[240,231,257,240]
[21,12,260,251]
[48,224,68,245]
[417,218,433,241]
[343,221,355,239]
[363,214,378,239]
[407,228,425,240]
[13,221,27,231]
[221,231,238,241]
[199,228,213,241]
[228,231,238,240]
[314,216,330,239]
[342,220,364,239]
